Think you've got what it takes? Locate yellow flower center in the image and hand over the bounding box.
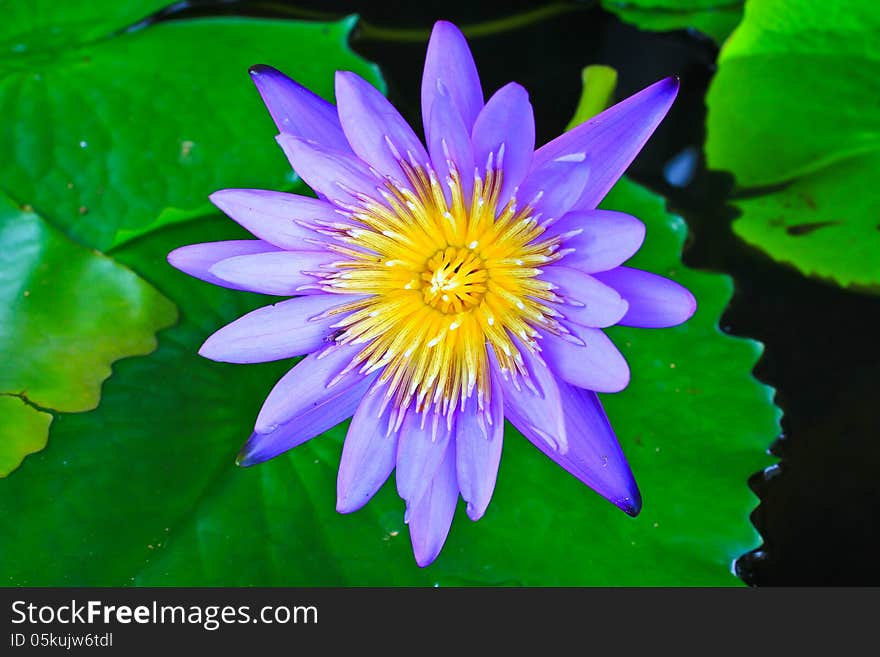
[421,246,487,313]
[315,159,564,426]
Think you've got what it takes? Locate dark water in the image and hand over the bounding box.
[159,0,880,585]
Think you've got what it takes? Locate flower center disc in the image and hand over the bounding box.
[421,246,488,314]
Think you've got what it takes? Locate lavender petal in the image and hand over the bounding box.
[421,20,483,142]
[336,388,400,514]
[494,345,568,453]
[209,189,341,250]
[427,81,476,203]
[254,343,369,434]
[547,210,646,273]
[532,77,679,210]
[471,82,535,209]
[525,380,641,516]
[395,411,453,508]
[542,323,631,393]
[249,64,352,153]
[238,345,372,466]
[455,375,504,521]
[199,294,355,364]
[209,250,337,296]
[407,440,459,568]
[167,240,280,290]
[517,154,590,224]
[276,135,383,206]
[542,265,629,328]
[335,71,430,182]
[593,267,697,328]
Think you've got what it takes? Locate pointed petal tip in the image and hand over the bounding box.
[235,433,270,468]
[431,19,465,38]
[207,187,235,205]
[197,335,233,363]
[235,448,255,468]
[196,339,215,360]
[656,76,680,105]
[465,502,486,522]
[335,497,359,515]
[207,189,244,219]
[682,290,698,324]
[166,246,185,269]
[616,488,643,517]
[612,475,642,517]
[652,75,680,99]
[334,69,358,84]
[606,366,631,393]
[248,63,277,78]
[414,547,441,568]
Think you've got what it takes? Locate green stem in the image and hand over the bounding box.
[255,2,594,43]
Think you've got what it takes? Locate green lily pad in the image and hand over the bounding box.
[0,396,52,478]
[602,0,743,44]
[0,194,176,476]
[0,179,778,584]
[0,56,778,584]
[566,65,618,131]
[0,9,382,251]
[0,1,168,49]
[706,0,880,289]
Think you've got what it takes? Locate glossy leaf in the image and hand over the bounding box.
[706,0,880,289]
[0,396,52,478]
[0,1,169,48]
[0,195,176,475]
[566,65,618,131]
[0,176,778,584]
[602,0,743,43]
[0,11,382,250]
[0,49,778,584]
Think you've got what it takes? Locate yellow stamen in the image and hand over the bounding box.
[323,160,562,421]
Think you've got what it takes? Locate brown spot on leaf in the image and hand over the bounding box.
[785,221,840,236]
[799,192,817,209]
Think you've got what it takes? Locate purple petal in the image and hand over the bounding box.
[542,323,630,393]
[427,81,475,203]
[249,64,352,154]
[525,381,641,516]
[516,153,590,223]
[548,210,645,273]
[199,294,354,364]
[337,388,400,514]
[238,344,373,466]
[407,440,459,567]
[276,135,382,206]
[593,267,697,328]
[542,265,629,328]
[471,82,535,209]
[254,343,368,434]
[335,71,430,182]
[421,20,483,141]
[209,189,341,250]
[167,240,280,290]
[494,345,567,453]
[455,374,504,521]
[395,412,453,507]
[209,250,336,296]
[532,77,679,210]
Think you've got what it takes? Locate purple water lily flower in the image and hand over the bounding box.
[168,21,695,567]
